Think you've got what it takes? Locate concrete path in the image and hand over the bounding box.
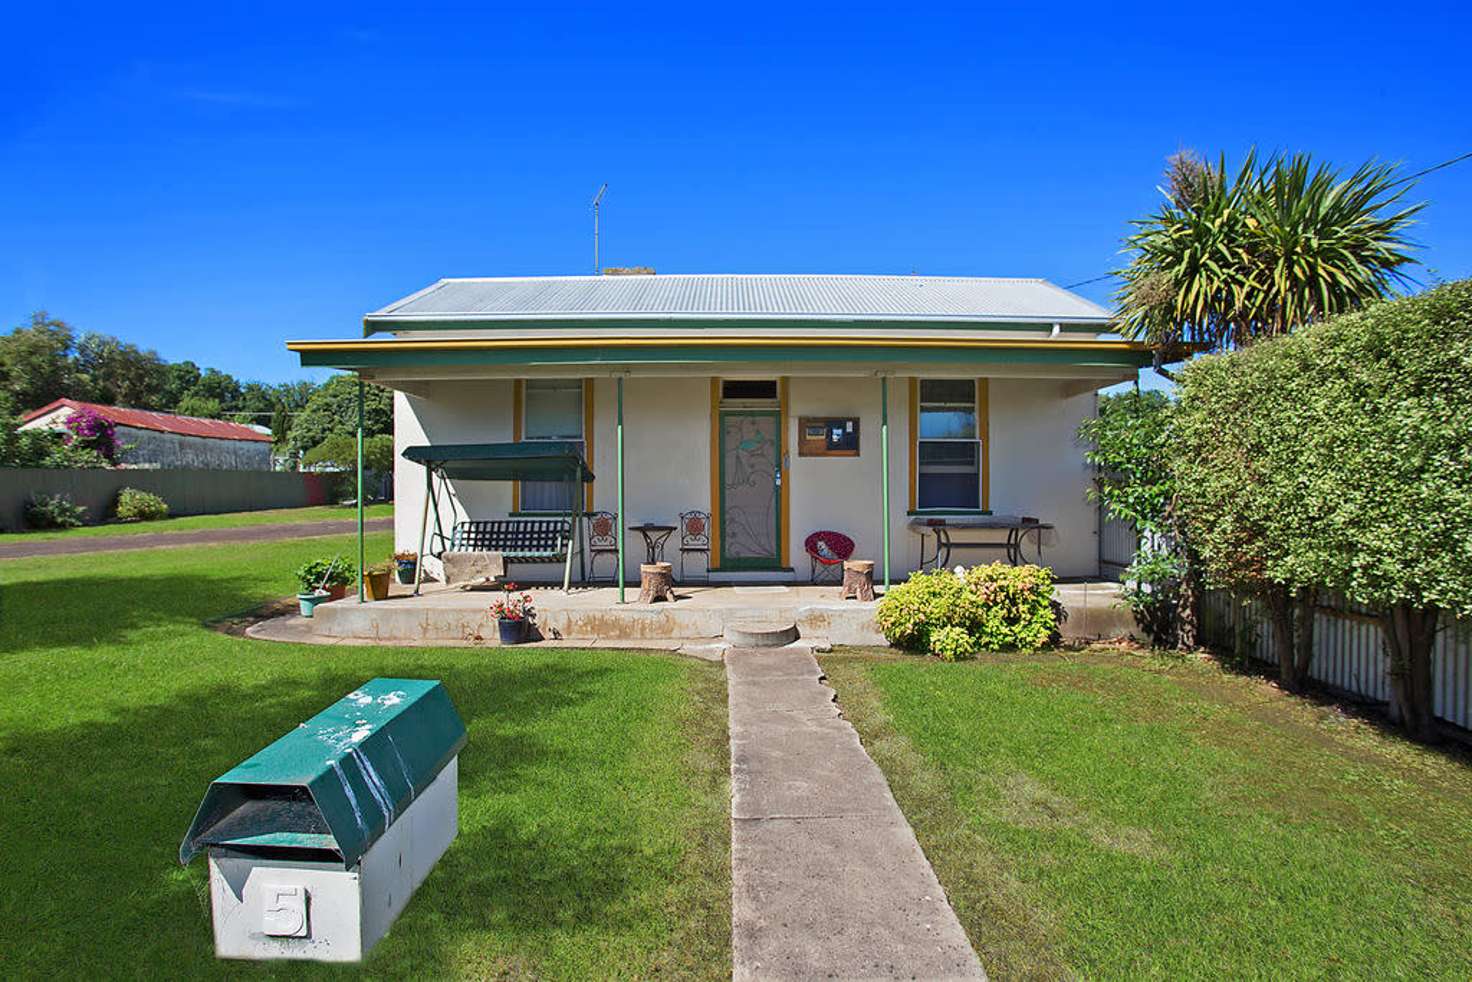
[727,647,985,981]
[0,517,392,560]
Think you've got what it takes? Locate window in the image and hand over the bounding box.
[521,379,583,512]
[721,379,778,401]
[917,379,980,510]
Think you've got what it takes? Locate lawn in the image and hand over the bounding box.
[823,649,1472,980]
[5,501,394,540]
[0,534,731,979]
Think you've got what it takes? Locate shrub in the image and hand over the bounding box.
[1121,547,1187,647]
[24,492,86,529]
[965,563,1057,651]
[114,487,169,522]
[875,568,978,651]
[876,563,1057,654]
[929,625,978,662]
[295,557,350,593]
[62,407,120,462]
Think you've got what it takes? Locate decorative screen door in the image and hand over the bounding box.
[719,411,781,568]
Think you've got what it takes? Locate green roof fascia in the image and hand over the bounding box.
[297,343,1152,372]
[362,316,1110,337]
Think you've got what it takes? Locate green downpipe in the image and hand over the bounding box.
[881,375,891,592]
[616,376,626,604]
[357,377,365,604]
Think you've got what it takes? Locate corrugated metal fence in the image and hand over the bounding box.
[1098,505,1139,577]
[1097,516,1471,731]
[1200,589,1472,731]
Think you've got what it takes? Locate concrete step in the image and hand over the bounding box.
[724,620,800,648]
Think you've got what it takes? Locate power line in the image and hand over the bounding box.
[1060,149,1472,292]
[1062,272,1117,290]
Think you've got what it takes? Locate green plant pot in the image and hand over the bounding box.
[297,591,331,618]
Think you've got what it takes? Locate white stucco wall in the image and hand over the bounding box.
[394,382,516,556]
[985,380,1099,578]
[393,374,1100,582]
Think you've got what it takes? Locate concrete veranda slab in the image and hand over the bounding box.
[725,647,985,981]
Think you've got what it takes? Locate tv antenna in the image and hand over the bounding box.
[592,183,608,274]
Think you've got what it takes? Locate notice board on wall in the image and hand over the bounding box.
[798,416,860,457]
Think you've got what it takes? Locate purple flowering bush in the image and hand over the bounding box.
[63,408,119,463]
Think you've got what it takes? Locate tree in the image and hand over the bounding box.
[73,332,169,409]
[1079,390,1199,647]
[1173,280,1472,738]
[174,394,223,419]
[184,368,242,415]
[285,375,392,457]
[1115,151,1420,368]
[302,432,395,474]
[1173,338,1322,688]
[0,312,80,411]
[160,360,202,408]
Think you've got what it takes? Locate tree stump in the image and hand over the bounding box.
[638,562,676,603]
[841,560,875,601]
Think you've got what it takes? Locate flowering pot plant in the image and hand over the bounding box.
[489,583,535,644]
[393,550,419,585]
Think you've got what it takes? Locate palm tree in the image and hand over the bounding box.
[1115,151,1420,370]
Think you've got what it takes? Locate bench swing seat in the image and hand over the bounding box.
[402,442,594,594]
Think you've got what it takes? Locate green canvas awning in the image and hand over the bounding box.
[401,441,594,483]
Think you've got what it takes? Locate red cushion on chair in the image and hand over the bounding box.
[803,530,855,564]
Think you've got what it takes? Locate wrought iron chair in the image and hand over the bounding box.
[678,510,711,582]
[585,510,619,582]
[804,530,855,584]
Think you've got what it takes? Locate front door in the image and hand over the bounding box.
[719,410,781,568]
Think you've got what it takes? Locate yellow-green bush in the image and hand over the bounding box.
[876,563,1056,654]
[114,487,169,522]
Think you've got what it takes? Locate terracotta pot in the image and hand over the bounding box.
[326,583,348,601]
[363,571,392,601]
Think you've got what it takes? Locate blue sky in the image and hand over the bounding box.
[4,1,1469,385]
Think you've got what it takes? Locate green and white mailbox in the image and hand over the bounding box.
[180,678,467,962]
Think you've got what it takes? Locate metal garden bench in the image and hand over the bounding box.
[448,519,570,563]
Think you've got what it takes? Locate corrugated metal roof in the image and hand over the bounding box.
[21,399,274,442]
[368,274,1112,325]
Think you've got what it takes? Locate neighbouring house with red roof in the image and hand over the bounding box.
[19,399,274,470]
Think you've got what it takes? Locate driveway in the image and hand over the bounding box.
[0,517,393,560]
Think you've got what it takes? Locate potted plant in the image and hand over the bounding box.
[297,557,351,602]
[294,558,340,617]
[363,559,394,601]
[394,550,419,585]
[489,582,535,644]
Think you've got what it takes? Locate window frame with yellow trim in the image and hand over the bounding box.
[913,377,987,513]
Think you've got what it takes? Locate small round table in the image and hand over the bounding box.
[627,523,676,565]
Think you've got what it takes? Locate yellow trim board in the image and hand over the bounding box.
[709,377,721,566]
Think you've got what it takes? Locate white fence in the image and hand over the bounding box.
[1201,590,1472,731]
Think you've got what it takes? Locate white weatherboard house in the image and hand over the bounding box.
[288,274,1149,590]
